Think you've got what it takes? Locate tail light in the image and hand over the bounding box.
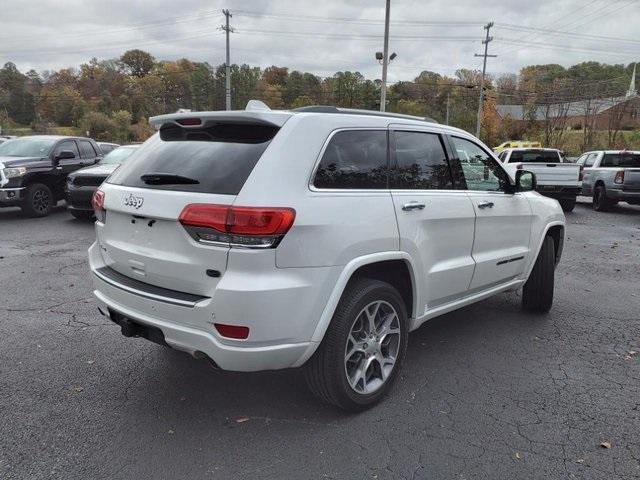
[92,189,106,222]
[614,170,625,184]
[579,165,584,181]
[179,204,296,248]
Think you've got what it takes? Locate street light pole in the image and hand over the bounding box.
[380,0,391,112]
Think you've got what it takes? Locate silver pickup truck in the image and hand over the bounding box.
[498,148,582,212]
[577,150,640,211]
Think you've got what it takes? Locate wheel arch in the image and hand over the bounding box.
[293,252,418,367]
[525,221,565,278]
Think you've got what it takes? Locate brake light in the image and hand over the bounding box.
[579,165,584,181]
[214,323,250,340]
[614,170,625,184]
[176,117,202,126]
[92,190,106,222]
[179,204,296,248]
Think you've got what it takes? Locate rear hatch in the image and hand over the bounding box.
[95,114,286,297]
[601,152,640,191]
[509,150,580,186]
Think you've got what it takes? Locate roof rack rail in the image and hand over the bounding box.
[293,105,438,124]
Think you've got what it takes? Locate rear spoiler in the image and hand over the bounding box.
[149,110,292,130]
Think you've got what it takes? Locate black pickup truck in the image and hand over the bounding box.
[0,135,102,217]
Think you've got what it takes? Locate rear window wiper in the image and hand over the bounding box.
[140,173,200,185]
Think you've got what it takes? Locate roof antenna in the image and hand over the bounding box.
[245,100,271,112]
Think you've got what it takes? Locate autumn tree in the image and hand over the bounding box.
[119,49,155,78]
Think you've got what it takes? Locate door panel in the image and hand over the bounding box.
[54,140,83,174]
[466,192,532,290]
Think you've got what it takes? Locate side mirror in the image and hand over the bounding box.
[55,150,76,160]
[515,170,536,192]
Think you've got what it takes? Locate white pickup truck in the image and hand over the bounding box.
[498,148,582,212]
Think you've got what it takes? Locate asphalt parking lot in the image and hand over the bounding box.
[1,199,639,480]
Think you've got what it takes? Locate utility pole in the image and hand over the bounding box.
[380,0,391,112]
[474,22,496,137]
[445,91,451,125]
[222,9,234,111]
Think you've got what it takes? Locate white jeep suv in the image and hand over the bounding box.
[89,106,565,411]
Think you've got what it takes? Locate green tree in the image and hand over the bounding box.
[112,110,132,143]
[80,111,114,140]
[120,49,156,78]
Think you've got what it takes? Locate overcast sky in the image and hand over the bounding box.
[1,0,638,81]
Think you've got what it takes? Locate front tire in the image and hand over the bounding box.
[522,236,555,313]
[304,278,408,412]
[559,198,576,212]
[21,183,54,217]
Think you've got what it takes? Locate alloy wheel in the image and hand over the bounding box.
[32,188,50,214]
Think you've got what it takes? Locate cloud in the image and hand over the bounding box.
[1,0,638,80]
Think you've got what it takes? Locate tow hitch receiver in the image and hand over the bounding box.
[108,309,168,347]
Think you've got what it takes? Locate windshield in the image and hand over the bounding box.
[0,137,56,157]
[100,146,139,165]
[509,150,560,163]
[601,153,640,168]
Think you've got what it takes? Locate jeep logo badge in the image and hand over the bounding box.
[124,193,144,209]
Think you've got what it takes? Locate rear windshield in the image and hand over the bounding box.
[509,150,560,163]
[601,153,640,168]
[107,124,279,195]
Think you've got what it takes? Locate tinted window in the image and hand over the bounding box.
[508,150,561,163]
[450,136,510,192]
[108,124,279,195]
[79,140,97,159]
[601,153,640,168]
[54,140,80,159]
[391,131,452,189]
[100,146,139,165]
[313,130,388,189]
[100,144,117,154]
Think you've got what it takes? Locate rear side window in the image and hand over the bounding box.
[313,130,388,189]
[584,153,597,167]
[108,124,279,195]
[390,131,452,189]
[509,150,561,163]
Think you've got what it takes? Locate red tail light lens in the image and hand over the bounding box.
[214,323,250,340]
[614,170,625,184]
[92,190,106,222]
[176,118,202,126]
[179,204,296,248]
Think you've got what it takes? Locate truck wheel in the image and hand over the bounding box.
[21,183,54,218]
[559,198,576,212]
[304,278,408,412]
[593,185,616,212]
[522,236,555,313]
[69,210,94,221]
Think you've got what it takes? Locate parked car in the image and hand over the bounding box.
[0,135,102,217]
[577,150,640,211]
[98,142,120,155]
[494,140,542,154]
[66,145,140,220]
[498,148,582,212]
[0,135,17,145]
[89,106,565,411]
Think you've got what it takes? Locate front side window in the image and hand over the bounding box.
[450,136,510,192]
[313,130,388,189]
[79,140,97,159]
[54,140,80,158]
[390,131,452,189]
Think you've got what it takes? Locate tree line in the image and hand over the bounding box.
[0,49,637,150]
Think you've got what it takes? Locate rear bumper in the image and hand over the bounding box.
[536,186,581,200]
[88,241,340,372]
[607,188,640,202]
[66,184,97,211]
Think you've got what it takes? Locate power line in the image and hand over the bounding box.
[495,23,640,46]
[235,28,479,41]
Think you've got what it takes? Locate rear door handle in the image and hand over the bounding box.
[478,201,494,209]
[402,202,426,211]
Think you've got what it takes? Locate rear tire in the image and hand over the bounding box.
[522,236,555,313]
[21,183,54,218]
[593,185,616,212]
[304,278,408,412]
[69,209,94,221]
[559,198,576,212]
